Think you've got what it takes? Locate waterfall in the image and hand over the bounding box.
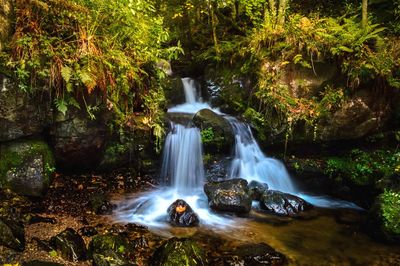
[182,77,200,103]
[227,117,296,193]
[161,123,204,193]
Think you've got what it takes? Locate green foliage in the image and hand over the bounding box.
[201,127,215,144]
[380,189,400,235]
[325,149,400,186]
[1,0,179,141]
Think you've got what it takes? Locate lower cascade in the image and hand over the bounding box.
[114,77,361,228]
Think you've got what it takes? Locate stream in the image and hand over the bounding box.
[112,77,400,265]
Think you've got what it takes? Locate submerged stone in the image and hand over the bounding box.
[204,178,252,213]
[167,199,199,227]
[259,190,312,216]
[151,237,207,266]
[0,218,25,251]
[50,228,86,262]
[212,242,287,265]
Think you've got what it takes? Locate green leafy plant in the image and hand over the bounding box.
[380,189,400,235]
[201,127,215,144]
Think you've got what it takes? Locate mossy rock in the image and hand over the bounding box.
[151,237,207,266]
[367,189,400,243]
[193,108,234,155]
[0,139,55,197]
[88,233,131,259]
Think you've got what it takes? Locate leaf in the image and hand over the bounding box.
[79,70,96,93]
[338,46,354,53]
[54,98,68,115]
[61,66,72,83]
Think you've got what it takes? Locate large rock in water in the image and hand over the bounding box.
[50,228,86,262]
[0,218,25,251]
[0,77,52,142]
[0,140,55,197]
[151,237,207,266]
[167,199,199,227]
[193,108,234,154]
[50,109,107,170]
[204,178,252,213]
[259,190,312,216]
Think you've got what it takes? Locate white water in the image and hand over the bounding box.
[226,117,362,209]
[114,77,361,228]
[160,123,205,193]
[167,77,221,114]
[114,78,233,228]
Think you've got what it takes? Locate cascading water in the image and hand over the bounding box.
[114,78,232,228]
[160,123,204,193]
[114,77,361,228]
[227,118,296,193]
[226,117,362,209]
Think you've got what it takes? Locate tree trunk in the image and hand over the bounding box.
[277,0,287,26]
[362,0,368,28]
[208,1,220,56]
[268,0,277,26]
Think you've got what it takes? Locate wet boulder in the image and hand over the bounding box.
[167,199,199,227]
[151,237,207,266]
[212,243,287,266]
[259,190,312,216]
[204,178,252,213]
[248,180,269,201]
[50,228,86,262]
[0,140,55,197]
[193,108,234,154]
[88,233,131,265]
[0,218,25,251]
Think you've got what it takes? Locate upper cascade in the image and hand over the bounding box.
[167,77,220,114]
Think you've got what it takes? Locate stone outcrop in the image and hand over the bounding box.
[50,109,107,170]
